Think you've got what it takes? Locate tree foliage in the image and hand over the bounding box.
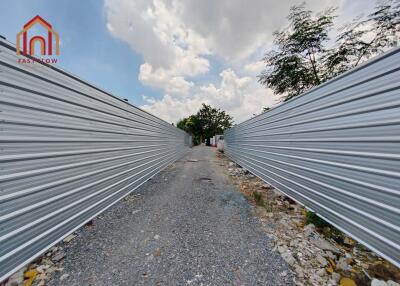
[258,0,400,101]
[325,0,400,78]
[258,4,336,100]
[176,104,233,145]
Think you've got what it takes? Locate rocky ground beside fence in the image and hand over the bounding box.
[3,232,78,286]
[217,152,400,286]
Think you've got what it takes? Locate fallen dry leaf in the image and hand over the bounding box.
[339,277,357,286]
[328,257,336,268]
[23,269,38,286]
[326,264,334,274]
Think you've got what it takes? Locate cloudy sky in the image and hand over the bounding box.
[1,0,376,124]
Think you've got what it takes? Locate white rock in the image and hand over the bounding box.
[316,268,326,277]
[311,237,340,253]
[295,266,304,278]
[5,267,26,286]
[281,251,296,266]
[60,273,69,281]
[5,278,21,286]
[279,270,288,277]
[371,279,388,286]
[36,273,48,280]
[36,264,50,273]
[328,279,339,286]
[331,272,341,282]
[63,234,76,243]
[336,257,351,271]
[387,281,400,286]
[344,237,356,245]
[154,234,160,240]
[52,251,66,262]
[277,245,287,254]
[316,254,328,267]
[303,224,316,236]
[325,251,336,260]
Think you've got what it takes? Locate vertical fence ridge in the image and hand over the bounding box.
[224,47,400,268]
[0,39,190,281]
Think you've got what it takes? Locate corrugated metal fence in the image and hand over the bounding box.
[0,39,190,281]
[224,48,400,268]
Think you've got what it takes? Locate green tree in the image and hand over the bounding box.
[176,118,187,131]
[197,104,233,139]
[177,115,202,144]
[176,104,233,145]
[259,0,400,101]
[324,0,400,79]
[258,4,336,101]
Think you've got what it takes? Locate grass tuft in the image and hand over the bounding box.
[252,191,273,212]
[305,211,331,228]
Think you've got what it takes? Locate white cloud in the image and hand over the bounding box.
[138,63,194,95]
[104,0,353,123]
[244,61,265,74]
[141,94,203,124]
[175,0,343,61]
[141,95,157,104]
[106,23,114,32]
[141,69,278,123]
[104,0,210,95]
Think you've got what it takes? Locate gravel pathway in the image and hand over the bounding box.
[47,146,294,285]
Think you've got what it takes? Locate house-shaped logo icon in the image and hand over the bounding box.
[16,15,60,56]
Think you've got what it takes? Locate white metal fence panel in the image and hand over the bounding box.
[0,39,190,281]
[224,48,400,268]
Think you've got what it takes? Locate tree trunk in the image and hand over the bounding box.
[308,50,320,85]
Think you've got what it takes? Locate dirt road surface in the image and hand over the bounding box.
[47,146,294,285]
